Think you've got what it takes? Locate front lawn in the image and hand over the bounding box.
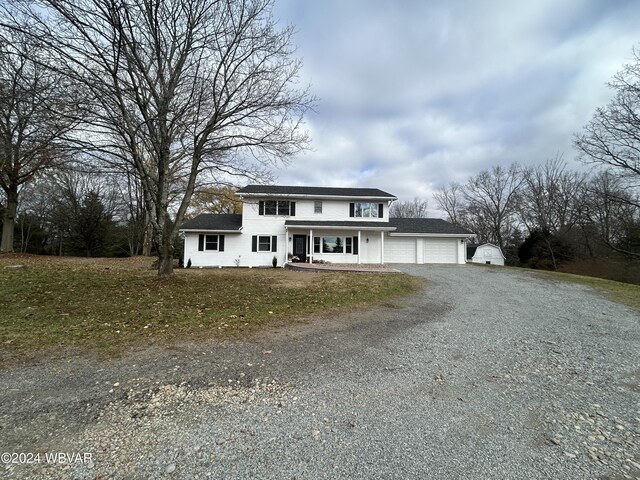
[0,255,421,363]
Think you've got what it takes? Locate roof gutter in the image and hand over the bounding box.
[238,193,397,201]
[286,225,397,231]
[179,227,243,233]
[388,232,475,237]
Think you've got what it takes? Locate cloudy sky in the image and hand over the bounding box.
[269,0,639,205]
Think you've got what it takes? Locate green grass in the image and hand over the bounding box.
[0,255,421,363]
[535,269,640,311]
[468,261,640,310]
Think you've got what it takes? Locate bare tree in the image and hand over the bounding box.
[389,197,428,218]
[518,157,585,235]
[582,170,640,257]
[517,157,586,269]
[433,182,464,225]
[4,0,313,275]
[574,47,640,258]
[462,164,523,249]
[0,30,76,252]
[575,47,640,209]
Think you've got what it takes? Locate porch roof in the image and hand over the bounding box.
[285,220,396,231]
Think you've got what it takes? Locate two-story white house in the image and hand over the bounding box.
[180,185,474,267]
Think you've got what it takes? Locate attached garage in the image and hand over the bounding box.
[384,218,474,265]
[384,237,416,263]
[423,238,458,264]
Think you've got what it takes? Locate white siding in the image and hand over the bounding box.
[184,232,287,268]
[242,198,389,223]
[471,244,505,266]
[423,238,458,264]
[384,237,417,263]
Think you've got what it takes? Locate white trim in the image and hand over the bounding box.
[287,225,395,231]
[357,230,361,264]
[238,192,397,201]
[180,228,242,233]
[388,232,473,238]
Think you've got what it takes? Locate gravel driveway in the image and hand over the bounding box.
[1,265,639,479]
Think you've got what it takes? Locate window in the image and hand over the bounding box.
[316,236,357,254]
[259,200,295,216]
[258,236,271,251]
[322,236,344,253]
[198,234,225,252]
[350,202,383,218]
[205,235,218,251]
[278,201,291,216]
[252,235,278,252]
[314,201,323,214]
[264,200,276,215]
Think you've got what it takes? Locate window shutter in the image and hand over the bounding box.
[198,234,204,251]
[272,236,277,252]
[314,237,320,253]
[378,203,384,218]
[219,235,225,252]
[259,201,264,215]
[290,202,296,216]
[353,236,359,255]
[349,203,355,217]
[252,235,257,252]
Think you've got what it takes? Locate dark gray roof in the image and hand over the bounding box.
[389,218,474,235]
[237,185,396,199]
[285,220,396,229]
[180,214,242,231]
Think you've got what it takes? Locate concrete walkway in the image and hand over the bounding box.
[285,262,401,273]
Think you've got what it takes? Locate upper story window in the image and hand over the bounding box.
[259,200,296,216]
[314,201,323,214]
[349,202,384,218]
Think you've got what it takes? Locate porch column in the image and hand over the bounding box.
[284,227,289,267]
[309,229,313,263]
[358,230,361,264]
[380,230,384,265]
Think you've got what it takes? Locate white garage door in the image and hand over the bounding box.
[384,237,416,263]
[424,238,457,263]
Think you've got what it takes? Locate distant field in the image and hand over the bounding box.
[0,255,421,364]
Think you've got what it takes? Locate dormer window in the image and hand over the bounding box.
[259,200,296,216]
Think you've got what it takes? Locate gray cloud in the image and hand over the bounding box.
[271,0,640,208]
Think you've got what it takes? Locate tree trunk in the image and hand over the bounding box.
[0,188,18,253]
[157,239,174,276]
[142,222,153,256]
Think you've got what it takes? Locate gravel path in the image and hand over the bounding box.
[1,265,639,479]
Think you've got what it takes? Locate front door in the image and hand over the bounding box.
[292,234,307,261]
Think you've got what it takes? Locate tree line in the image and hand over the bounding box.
[434,158,639,270]
[432,48,640,277]
[0,1,638,279]
[0,0,313,275]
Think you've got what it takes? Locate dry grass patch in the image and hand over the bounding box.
[0,254,421,364]
[535,270,640,311]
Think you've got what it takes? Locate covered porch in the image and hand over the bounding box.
[284,221,396,265]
